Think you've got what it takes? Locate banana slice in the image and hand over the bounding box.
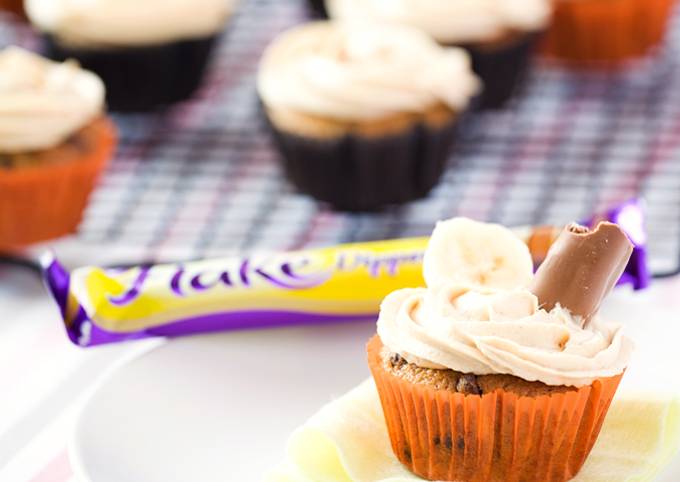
[423,218,534,290]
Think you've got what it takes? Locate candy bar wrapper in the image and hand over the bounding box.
[43,200,649,347]
[367,335,624,482]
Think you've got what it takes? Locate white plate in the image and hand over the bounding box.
[71,283,680,482]
[70,321,376,482]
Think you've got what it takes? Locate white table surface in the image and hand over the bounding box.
[0,263,679,482]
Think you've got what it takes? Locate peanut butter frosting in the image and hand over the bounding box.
[327,0,552,45]
[0,47,105,153]
[377,218,633,387]
[26,0,234,47]
[257,21,480,121]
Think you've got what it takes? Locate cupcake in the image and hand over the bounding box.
[542,0,676,65]
[326,0,552,109]
[0,47,116,250]
[25,0,236,112]
[257,21,480,211]
[368,218,634,481]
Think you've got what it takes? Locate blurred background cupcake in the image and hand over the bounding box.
[25,0,237,112]
[257,21,480,212]
[0,47,116,250]
[327,0,552,109]
[307,0,327,18]
[542,0,676,65]
[0,0,25,19]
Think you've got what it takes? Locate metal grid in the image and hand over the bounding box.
[1,0,680,275]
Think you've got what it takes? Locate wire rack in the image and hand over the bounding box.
[1,0,680,275]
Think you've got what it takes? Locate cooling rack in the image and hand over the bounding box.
[1,0,679,276]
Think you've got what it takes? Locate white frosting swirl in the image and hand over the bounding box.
[327,0,552,44]
[26,0,234,47]
[377,219,633,387]
[257,21,480,121]
[0,47,105,153]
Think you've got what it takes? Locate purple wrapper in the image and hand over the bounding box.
[589,198,650,290]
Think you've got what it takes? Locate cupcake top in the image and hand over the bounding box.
[0,47,105,154]
[377,218,633,387]
[327,0,552,45]
[257,21,480,122]
[26,0,234,48]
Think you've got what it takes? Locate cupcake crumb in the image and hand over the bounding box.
[389,352,406,367]
[403,446,412,463]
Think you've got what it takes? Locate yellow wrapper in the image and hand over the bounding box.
[43,226,562,346]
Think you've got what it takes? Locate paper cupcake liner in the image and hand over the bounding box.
[265,111,461,212]
[367,335,623,482]
[43,35,218,112]
[458,33,539,110]
[0,0,25,18]
[307,0,328,18]
[541,0,675,65]
[527,225,559,266]
[0,117,116,250]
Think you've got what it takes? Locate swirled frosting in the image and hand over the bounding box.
[0,47,105,153]
[377,218,633,387]
[26,0,234,47]
[257,21,480,121]
[327,0,552,44]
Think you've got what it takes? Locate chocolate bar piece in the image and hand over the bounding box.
[530,222,634,324]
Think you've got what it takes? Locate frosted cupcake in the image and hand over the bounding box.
[327,0,552,109]
[26,0,236,112]
[368,218,633,481]
[0,47,116,249]
[257,21,480,211]
[542,0,676,65]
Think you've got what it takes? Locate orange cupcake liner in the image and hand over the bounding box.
[527,225,559,266]
[367,335,623,482]
[0,0,25,18]
[0,117,117,251]
[541,0,676,65]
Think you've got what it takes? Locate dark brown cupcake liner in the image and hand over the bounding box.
[43,35,218,112]
[264,110,462,212]
[307,0,328,18]
[459,33,540,110]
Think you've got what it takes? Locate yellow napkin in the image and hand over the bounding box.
[268,380,680,482]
